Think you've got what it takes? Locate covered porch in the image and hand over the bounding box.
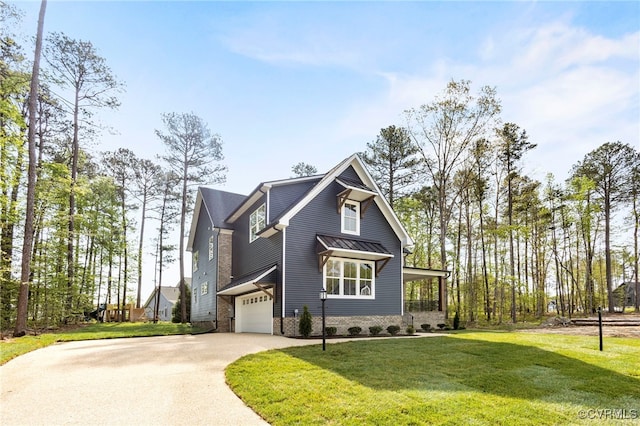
[403,267,450,319]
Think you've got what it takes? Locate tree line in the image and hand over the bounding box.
[1,2,225,335]
[2,2,638,337]
[362,80,639,323]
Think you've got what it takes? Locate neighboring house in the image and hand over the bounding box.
[187,154,448,335]
[143,279,191,322]
[613,282,639,310]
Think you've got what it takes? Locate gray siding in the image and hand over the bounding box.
[233,194,283,276]
[284,169,402,318]
[232,194,284,322]
[190,205,217,322]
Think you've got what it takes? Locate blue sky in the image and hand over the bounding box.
[10,0,640,298]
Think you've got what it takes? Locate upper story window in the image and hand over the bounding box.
[341,200,360,235]
[208,235,215,260]
[249,203,266,243]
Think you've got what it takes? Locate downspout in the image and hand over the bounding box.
[212,227,219,331]
[281,226,286,334]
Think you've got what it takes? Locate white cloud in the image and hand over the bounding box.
[334,19,639,183]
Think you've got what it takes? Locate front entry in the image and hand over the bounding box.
[235,292,273,334]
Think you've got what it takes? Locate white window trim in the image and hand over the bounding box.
[193,250,199,272]
[249,203,266,243]
[341,200,360,235]
[201,281,208,295]
[323,257,375,299]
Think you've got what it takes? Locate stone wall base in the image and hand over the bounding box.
[407,311,447,329]
[274,312,445,337]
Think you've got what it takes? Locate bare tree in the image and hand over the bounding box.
[405,80,501,316]
[157,112,226,323]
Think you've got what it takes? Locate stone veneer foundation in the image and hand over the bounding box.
[274,311,446,337]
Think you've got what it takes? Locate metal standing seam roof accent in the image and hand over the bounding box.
[316,234,392,256]
[335,176,376,193]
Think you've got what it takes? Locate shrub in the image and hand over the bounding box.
[386,325,400,335]
[347,326,362,336]
[437,323,446,330]
[299,305,312,338]
[421,323,431,332]
[406,325,415,335]
[171,285,191,323]
[369,325,383,335]
[453,312,460,330]
[326,326,337,336]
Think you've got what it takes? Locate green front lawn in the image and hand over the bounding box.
[0,322,201,365]
[226,332,640,425]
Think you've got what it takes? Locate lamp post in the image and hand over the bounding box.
[320,288,327,351]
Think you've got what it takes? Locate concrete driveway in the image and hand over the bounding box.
[0,333,329,426]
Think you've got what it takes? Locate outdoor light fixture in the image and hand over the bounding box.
[320,288,327,351]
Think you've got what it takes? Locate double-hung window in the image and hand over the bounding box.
[341,200,360,235]
[324,258,374,298]
[249,203,266,243]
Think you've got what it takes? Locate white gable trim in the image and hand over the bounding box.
[277,154,413,246]
[187,189,213,252]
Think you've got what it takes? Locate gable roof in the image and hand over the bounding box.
[224,175,322,224]
[187,187,246,251]
[142,279,191,308]
[188,154,413,249]
[267,154,413,246]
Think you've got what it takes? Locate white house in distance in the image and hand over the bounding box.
[144,279,191,322]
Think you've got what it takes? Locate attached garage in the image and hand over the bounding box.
[217,265,277,334]
[235,292,273,334]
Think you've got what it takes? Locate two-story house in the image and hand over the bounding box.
[187,154,448,335]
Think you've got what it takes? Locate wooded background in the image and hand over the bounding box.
[2,2,638,335]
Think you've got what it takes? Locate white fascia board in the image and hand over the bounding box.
[348,156,414,247]
[226,184,269,223]
[186,189,208,252]
[277,154,357,227]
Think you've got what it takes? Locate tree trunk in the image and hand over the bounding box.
[14,0,47,337]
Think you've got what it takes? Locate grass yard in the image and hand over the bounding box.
[0,322,201,365]
[226,332,640,425]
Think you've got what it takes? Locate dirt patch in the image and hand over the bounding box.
[525,325,640,339]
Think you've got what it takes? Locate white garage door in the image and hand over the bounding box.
[236,293,273,334]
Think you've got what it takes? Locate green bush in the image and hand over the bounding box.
[347,326,362,336]
[421,323,431,332]
[171,285,191,323]
[369,325,383,335]
[299,306,313,338]
[453,312,460,330]
[437,323,446,330]
[386,325,400,335]
[406,325,415,335]
[326,326,337,336]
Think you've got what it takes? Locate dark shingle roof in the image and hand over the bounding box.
[200,187,246,229]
